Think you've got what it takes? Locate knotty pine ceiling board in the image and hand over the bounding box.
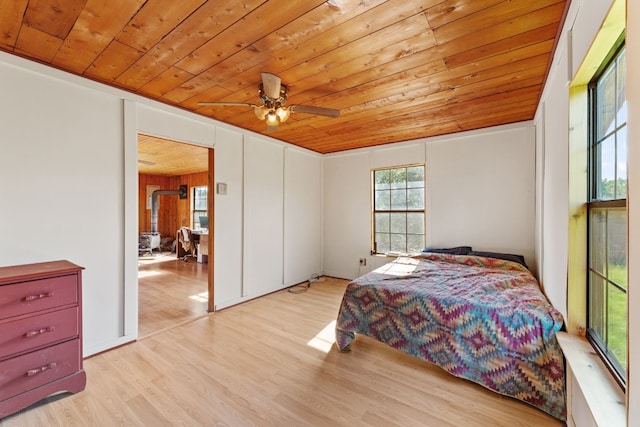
[23,0,86,39]
[138,133,208,176]
[1,0,568,155]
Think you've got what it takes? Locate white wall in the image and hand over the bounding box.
[539,57,570,318]
[0,61,127,353]
[426,126,536,263]
[322,123,536,280]
[323,150,375,280]
[0,52,323,355]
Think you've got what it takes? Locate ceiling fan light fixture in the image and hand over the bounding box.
[199,73,340,132]
[254,105,269,120]
[266,111,279,127]
[276,107,290,123]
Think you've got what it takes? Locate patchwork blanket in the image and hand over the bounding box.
[335,253,566,420]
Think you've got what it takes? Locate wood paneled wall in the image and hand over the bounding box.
[138,172,208,239]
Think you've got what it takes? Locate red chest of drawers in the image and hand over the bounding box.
[0,260,86,419]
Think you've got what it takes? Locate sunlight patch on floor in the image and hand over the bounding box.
[307,320,336,353]
[189,291,208,302]
[138,270,163,278]
[137,252,178,265]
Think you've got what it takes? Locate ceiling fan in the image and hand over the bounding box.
[198,73,340,131]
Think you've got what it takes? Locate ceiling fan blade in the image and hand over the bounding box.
[290,104,341,118]
[198,102,256,108]
[261,73,282,99]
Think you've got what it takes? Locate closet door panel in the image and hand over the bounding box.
[284,149,321,285]
[243,137,284,297]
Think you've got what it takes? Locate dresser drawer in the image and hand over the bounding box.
[0,339,81,401]
[0,275,78,320]
[0,307,79,361]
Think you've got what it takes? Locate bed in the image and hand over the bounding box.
[335,252,566,420]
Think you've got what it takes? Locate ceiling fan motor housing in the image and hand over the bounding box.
[258,83,288,108]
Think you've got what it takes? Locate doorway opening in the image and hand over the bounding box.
[136,133,214,338]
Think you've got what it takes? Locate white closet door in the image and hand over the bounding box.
[284,148,322,285]
[243,137,284,297]
[213,127,244,308]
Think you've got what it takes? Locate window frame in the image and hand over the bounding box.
[371,164,426,255]
[586,39,627,388]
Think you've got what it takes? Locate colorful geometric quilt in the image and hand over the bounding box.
[335,253,566,420]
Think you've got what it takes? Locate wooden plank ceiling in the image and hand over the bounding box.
[1,0,567,154]
[138,133,208,176]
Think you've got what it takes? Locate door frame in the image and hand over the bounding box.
[207,147,215,312]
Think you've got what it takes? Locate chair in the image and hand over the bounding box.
[178,227,195,261]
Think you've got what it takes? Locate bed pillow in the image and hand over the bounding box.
[468,251,527,268]
[422,246,472,255]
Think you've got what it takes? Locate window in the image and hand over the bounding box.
[192,186,208,229]
[372,165,425,254]
[587,42,627,385]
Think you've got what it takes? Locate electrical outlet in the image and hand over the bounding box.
[359,258,366,266]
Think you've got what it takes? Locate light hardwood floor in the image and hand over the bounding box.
[0,277,564,426]
[137,252,209,337]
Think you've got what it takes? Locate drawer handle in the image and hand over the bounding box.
[26,362,57,377]
[24,292,54,302]
[24,326,56,338]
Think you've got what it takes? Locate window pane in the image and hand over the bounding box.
[390,189,407,210]
[589,271,606,338]
[616,127,627,198]
[597,66,616,139]
[390,213,406,234]
[375,170,390,190]
[194,187,207,210]
[407,213,424,234]
[375,233,390,253]
[608,208,627,288]
[616,49,627,124]
[407,166,424,188]
[589,209,607,276]
[390,233,406,253]
[407,188,424,210]
[608,284,627,371]
[389,169,406,189]
[407,234,424,253]
[375,213,390,233]
[375,190,390,210]
[598,135,616,200]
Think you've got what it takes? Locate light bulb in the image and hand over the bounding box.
[276,107,290,123]
[254,106,268,120]
[266,111,279,127]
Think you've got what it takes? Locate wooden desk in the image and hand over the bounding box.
[196,233,208,263]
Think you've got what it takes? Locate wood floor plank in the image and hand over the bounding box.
[0,277,564,426]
